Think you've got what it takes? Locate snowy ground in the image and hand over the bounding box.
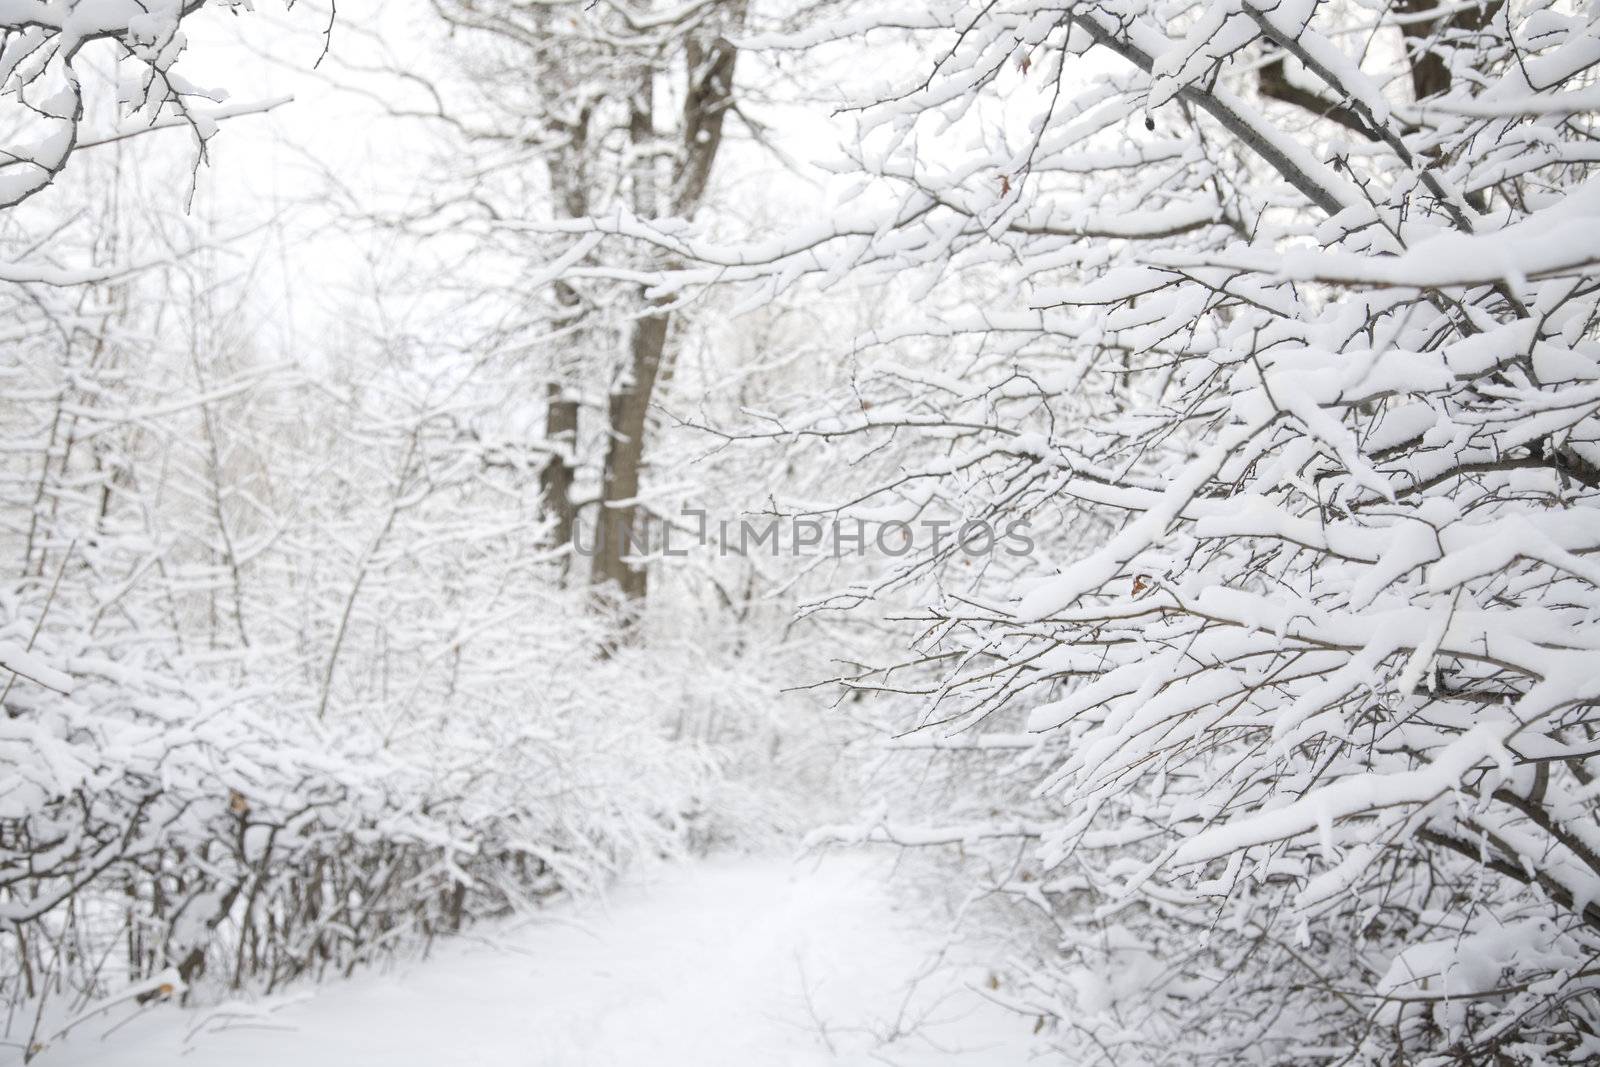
[29,855,1038,1066]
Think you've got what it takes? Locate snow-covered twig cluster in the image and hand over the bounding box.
[0,1,276,210]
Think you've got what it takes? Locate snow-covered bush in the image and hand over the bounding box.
[562,0,1600,1061]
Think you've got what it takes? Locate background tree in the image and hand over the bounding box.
[419,0,746,606]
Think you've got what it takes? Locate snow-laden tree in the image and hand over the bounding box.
[349,0,750,606]
[551,0,1600,1060]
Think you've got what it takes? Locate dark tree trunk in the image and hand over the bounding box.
[1394,0,1501,102]
[590,29,739,605]
[540,379,579,557]
[541,108,593,567]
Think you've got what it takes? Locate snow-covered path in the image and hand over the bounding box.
[43,855,1037,1066]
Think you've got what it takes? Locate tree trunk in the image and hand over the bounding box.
[541,107,592,567]
[590,29,740,605]
[540,378,579,556]
[1394,0,1502,101]
[593,309,668,600]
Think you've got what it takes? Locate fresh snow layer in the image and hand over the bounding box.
[32,855,1036,1067]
